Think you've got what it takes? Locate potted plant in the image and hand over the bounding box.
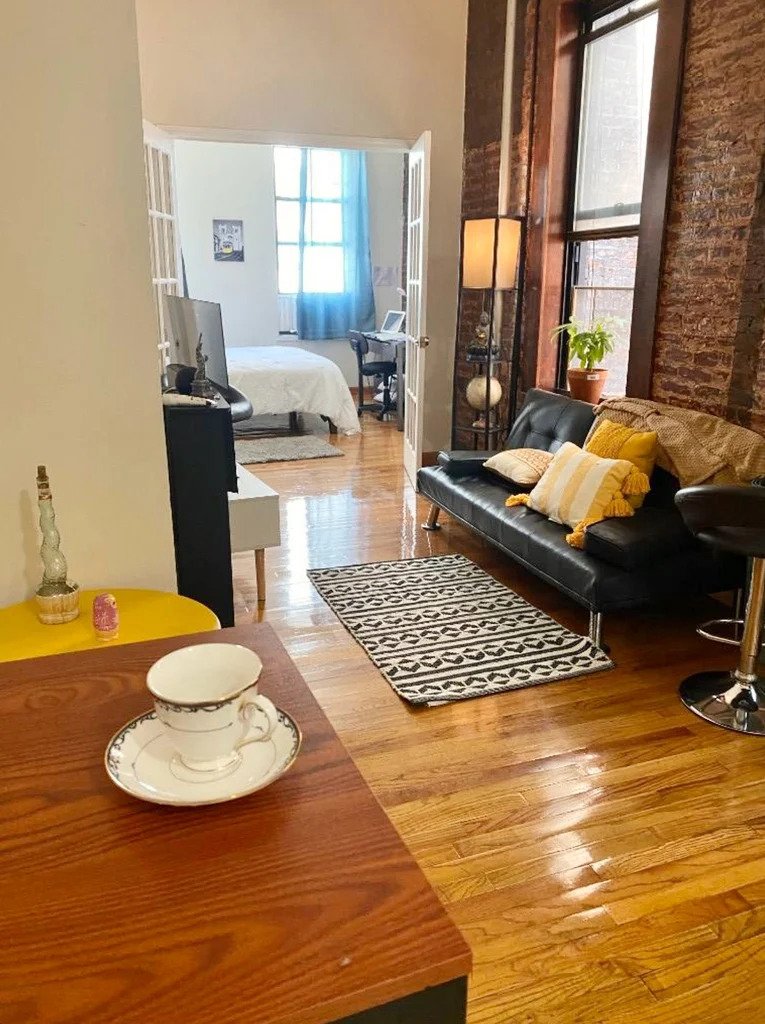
[551,318,615,404]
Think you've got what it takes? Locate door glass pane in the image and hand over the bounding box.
[277,244,299,294]
[276,200,300,243]
[305,201,342,243]
[274,146,301,199]
[303,246,344,293]
[570,236,638,396]
[308,150,342,199]
[573,12,657,232]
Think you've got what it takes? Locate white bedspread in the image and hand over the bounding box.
[226,346,360,435]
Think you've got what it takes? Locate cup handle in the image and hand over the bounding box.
[236,695,279,750]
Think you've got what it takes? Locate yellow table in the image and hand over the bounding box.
[0,589,220,665]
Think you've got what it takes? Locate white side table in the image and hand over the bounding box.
[228,465,281,606]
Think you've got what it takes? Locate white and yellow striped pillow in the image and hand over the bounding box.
[505,442,635,548]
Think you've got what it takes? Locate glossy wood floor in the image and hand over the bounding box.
[234,417,765,1024]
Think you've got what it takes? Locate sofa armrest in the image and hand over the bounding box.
[436,450,498,478]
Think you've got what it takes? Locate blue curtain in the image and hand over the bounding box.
[296,150,376,340]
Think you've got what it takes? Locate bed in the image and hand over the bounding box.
[226,346,361,435]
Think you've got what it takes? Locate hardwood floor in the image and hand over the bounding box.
[234,416,765,1024]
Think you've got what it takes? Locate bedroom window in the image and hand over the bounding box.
[274,146,345,296]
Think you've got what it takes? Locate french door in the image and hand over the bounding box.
[403,131,431,488]
[142,120,182,375]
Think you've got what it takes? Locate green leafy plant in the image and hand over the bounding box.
[551,318,615,371]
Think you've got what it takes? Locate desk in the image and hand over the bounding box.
[363,332,407,431]
[0,588,219,664]
[228,464,281,605]
[0,624,471,1024]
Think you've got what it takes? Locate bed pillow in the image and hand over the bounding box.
[584,418,656,508]
[483,449,554,489]
[505,442,635,548]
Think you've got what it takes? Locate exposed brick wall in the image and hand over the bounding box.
[457,0,765,436]
[650,0,765,428]
[453,0,509,446]
[453,0,540,447]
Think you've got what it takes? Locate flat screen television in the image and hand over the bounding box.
[163,294,229,388]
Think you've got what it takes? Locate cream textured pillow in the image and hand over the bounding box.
[505,442,635,548]
[483,448,554,488]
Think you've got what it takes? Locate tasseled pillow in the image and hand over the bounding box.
[505,441,638,548]
[584,418,656,508]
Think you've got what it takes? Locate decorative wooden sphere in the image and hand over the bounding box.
[466,375,502,412]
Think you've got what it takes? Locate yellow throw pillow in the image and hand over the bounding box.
[505,442,635,549]
[585,418,657,508]
[483,448,554,488]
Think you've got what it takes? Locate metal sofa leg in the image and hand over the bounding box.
[422,503,441,531]
[589,610,603,649]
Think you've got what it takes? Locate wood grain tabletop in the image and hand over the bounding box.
[0,624,471,1024]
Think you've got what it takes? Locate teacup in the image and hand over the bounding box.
[147,643,278,775]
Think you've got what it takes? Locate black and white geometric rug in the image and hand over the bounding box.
[307,554,613,706]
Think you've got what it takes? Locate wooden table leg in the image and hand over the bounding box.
[255,549,266,606]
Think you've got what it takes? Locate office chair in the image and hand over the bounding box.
[348,331,397,420]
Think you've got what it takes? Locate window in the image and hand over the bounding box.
[559,2,658,393]
[274,146,345,296]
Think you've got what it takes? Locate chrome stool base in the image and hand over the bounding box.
[680,671,765,735]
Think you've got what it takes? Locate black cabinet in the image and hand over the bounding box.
[163,401,237,627]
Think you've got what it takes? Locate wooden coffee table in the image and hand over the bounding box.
[0,624,470,1024]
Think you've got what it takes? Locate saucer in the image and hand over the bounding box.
[105,706,301,806]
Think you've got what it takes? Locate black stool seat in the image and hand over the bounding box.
[676,485,765,557]
[675,484,765,734]
[363,360,397,377]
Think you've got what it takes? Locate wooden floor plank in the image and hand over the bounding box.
[233,416,765,1023]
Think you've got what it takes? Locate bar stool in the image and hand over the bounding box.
[675,484,765,734]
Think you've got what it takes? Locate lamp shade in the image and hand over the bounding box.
[461,218,497,289]
[461,217,521,290]
[496,217,521,290]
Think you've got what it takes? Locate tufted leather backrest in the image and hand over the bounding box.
[505,388,595,454]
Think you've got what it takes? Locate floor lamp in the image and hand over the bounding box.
[457,216,523,450]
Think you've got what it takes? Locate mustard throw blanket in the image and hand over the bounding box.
[588,398,765,488]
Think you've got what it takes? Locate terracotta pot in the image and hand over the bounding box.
[567,367,608,404]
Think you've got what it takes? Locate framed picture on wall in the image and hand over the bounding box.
[213,219,244,262]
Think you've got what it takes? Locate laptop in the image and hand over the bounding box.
[372,309,407,340]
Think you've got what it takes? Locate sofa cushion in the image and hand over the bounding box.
[584,508,695,571]
[504,388,595,453]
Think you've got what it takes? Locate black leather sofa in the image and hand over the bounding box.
[418,389,743,646]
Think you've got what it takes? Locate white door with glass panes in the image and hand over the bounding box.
[142,121,182,374]
[403,132,431,488]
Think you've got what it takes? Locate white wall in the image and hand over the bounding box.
[0,1,176,605]
[174,141,404,386]
[136,0,467,450]
[175,141,282,345]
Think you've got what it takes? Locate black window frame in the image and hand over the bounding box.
[556,0,660,389]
